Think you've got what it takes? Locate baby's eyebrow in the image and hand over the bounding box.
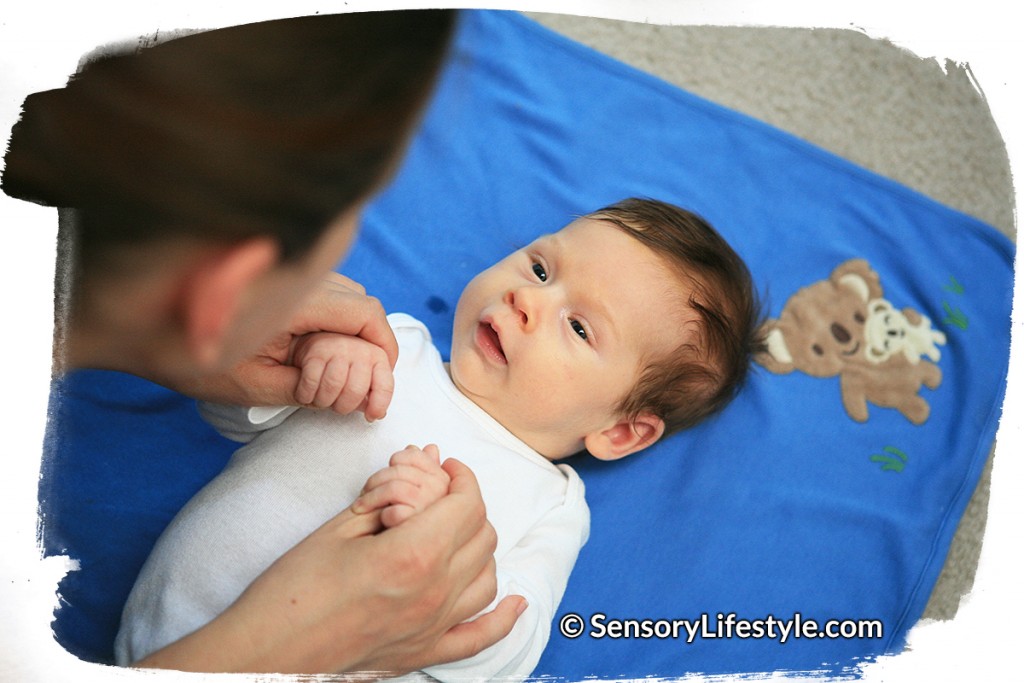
[586,291,618,347]
[549,235,618,346]
[530,232,557,250]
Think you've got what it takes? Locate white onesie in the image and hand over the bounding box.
[114,313,590,680]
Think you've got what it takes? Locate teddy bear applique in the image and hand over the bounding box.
[755,259,946,425]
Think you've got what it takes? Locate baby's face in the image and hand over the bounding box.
[449,217,685,459]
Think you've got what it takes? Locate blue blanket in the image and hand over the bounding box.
[40,10,1014,678]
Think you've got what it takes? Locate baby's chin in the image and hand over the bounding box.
[444,354,569,460]
[445,350,503,421]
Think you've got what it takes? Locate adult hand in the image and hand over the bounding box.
[136,458,525,674]
[180,272,400,407]
[350,458,528,675]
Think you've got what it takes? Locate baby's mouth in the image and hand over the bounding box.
[477,322,507,364]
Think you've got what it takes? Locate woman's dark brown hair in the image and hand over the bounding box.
[2,10,456,265]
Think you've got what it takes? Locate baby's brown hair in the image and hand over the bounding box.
[587,198,762,435]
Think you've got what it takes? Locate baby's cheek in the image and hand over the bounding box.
[529,364,594,410]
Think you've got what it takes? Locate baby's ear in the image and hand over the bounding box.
[584,413,665,461]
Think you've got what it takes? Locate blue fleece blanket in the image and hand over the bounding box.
[40,10,1014,678]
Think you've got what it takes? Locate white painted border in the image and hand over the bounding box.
[2,2,1018,681]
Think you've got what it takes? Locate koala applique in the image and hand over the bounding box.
[756,259,946,425]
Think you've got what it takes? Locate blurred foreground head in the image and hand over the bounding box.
[2,11,457,267]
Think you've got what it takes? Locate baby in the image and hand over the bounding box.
[114,198,761,679]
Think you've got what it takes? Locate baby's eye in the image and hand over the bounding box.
[532,262,548,282]
[570,319,588,342]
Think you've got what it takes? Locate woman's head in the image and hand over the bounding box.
[2,11,456,374]
[3,10,456,269]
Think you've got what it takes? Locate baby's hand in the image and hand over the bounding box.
[351,444,451,528]
[290,332,395,420]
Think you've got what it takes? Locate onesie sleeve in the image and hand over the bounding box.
[196,402,299,443]
[422,465,590,682]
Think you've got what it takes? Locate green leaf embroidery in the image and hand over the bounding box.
[942,302,968,330]
[871,446,908,473]
[943,276,965,295]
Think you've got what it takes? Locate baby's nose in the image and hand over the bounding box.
[505,287,537,330]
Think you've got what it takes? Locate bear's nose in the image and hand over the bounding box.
[831,323,852,344]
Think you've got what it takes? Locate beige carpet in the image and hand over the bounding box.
[528,11,1015,622]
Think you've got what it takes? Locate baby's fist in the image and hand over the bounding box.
[290,332,395,420]
[352,444,451,527]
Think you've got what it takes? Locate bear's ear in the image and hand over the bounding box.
[831,259,883,300]
[754,319,795,375]
[837,272,871,303]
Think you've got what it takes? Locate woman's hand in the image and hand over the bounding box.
[136,458,525,675]
[180,273,399,408]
